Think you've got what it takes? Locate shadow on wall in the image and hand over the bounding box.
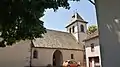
[98,17,120,67]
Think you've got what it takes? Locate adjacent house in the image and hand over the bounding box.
[83,30,102,67]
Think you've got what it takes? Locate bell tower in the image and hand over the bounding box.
[66,12,88,44]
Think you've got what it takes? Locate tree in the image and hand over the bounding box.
[88,25,97,34]
[0,0,80,47]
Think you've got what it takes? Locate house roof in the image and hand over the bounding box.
[66,12,88,28]
[33,29,83,50]
[83,30,99,42]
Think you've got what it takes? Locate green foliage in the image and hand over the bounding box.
[0,0,80,47]
[88,25,97,34]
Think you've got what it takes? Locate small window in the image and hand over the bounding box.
[69,28,71,33]
[91,43,94,52]
[80,24,84,32]
[71,54,74,59]
[84,54,86,62]
[72,26,75,33]
[33,50,38,59]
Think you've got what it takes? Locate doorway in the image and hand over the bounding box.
[89,56,100,67]
[53,50,63,66]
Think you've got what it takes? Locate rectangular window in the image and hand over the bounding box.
[91,43,95,52]
[71,54,74,59]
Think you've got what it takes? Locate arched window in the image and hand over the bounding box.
[71,54,74,59]
[91,43,94,52]
[80,24,84,32]
[72,26,75,33]
[33,50,38,59]
[69,28,71,33]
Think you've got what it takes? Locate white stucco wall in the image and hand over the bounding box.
[95,0,120,67]
[67,22,79,41]
[32,48,84,66]
[62,49,83,63]
[78,22,87,34]
[86,46,101,58]
[66,21,87,43]
[85,38,99,47]
[85,38,101,67]
[0,40,31,67]
[78,22,87,44]
[0,41,84,67]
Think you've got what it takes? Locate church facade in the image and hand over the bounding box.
[0,12,88,67]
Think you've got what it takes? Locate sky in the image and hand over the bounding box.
[41,0,97,32]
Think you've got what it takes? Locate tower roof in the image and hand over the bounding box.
[66,12,88,28]
[73,12,84,20]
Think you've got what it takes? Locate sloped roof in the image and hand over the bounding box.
[83,30,99,41]
[66,12,88,28]
[75,12,84,20]
[33,29,83,50]
[72,12,84,21]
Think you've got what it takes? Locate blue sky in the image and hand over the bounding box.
[41,0,97,31]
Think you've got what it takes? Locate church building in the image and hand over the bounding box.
[0,12,88,67]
